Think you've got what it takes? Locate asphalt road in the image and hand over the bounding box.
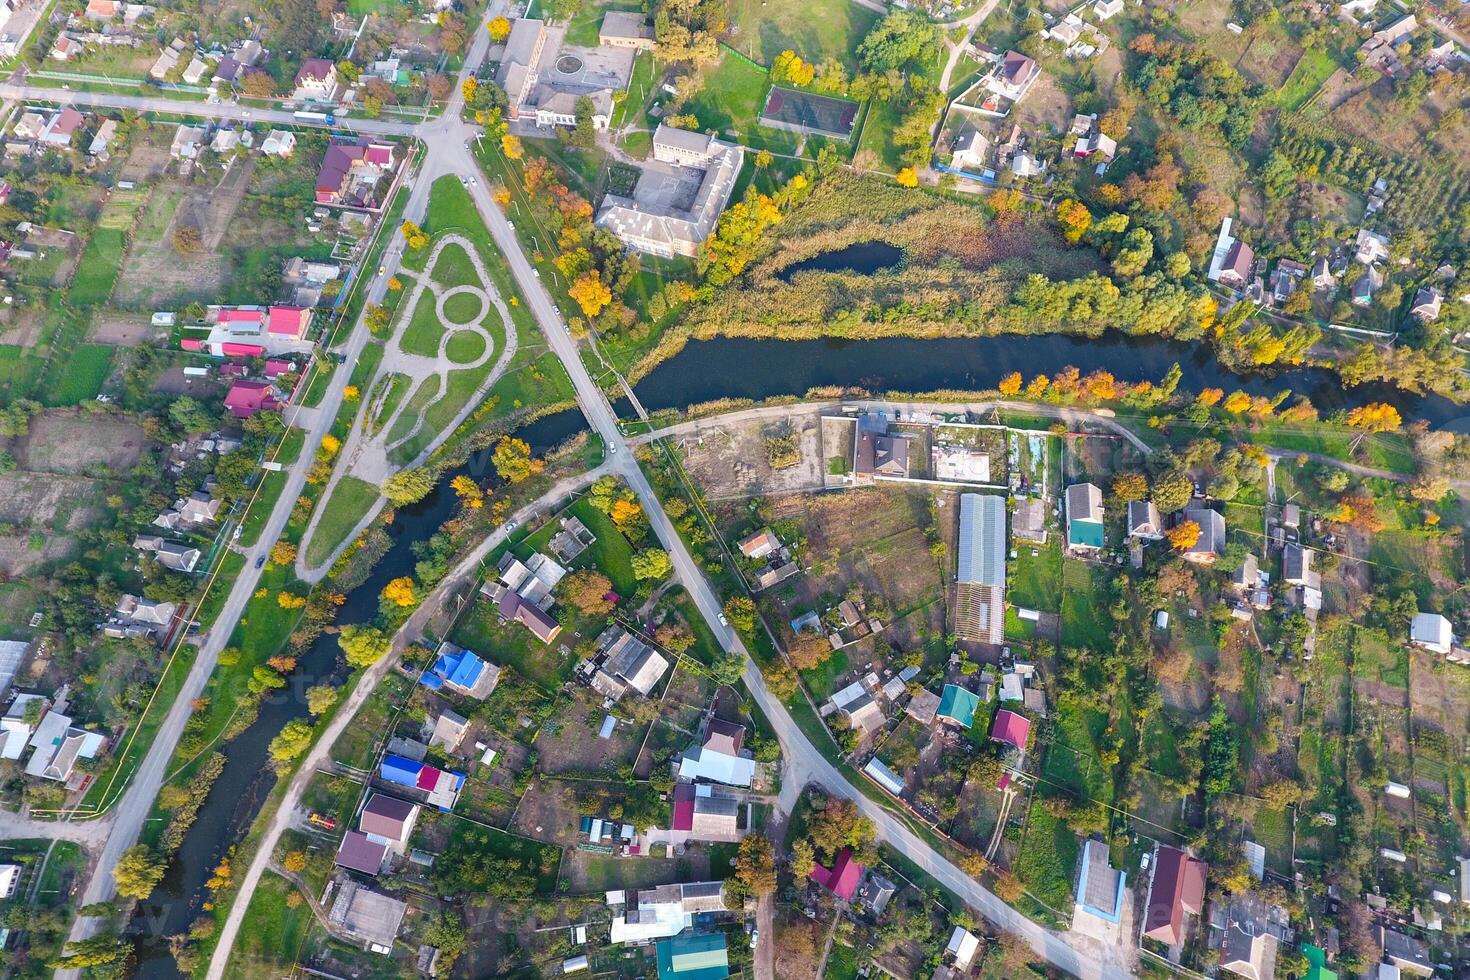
[8,21,1136,977]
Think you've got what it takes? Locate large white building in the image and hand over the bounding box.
[596,125,745,258]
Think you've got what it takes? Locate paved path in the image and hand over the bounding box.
[296,230,520,581]
[206,464,607,980]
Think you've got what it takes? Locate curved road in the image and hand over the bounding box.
[8,12,1136,977]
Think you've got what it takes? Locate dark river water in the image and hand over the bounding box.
[130,243,1470,971]
[131,409,587,976]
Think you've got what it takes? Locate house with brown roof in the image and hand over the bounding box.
[293,58,340,102]
[853,414,910,481]
[1142,846,1206,947]
[315,139,396,209]
[981,50,1040,113]
[358,793,419,852]
[1218,239,1256,290]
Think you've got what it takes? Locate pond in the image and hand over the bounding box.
[776,241,904,282]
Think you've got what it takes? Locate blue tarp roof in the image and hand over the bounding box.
[426,646,484,690]
[381,753,422,786]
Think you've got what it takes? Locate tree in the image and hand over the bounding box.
[501,132,523,160]
[1112,472,1148,501]
[807,797,874,861]
[113,845,165,899]
[997,372,1022,396]
[268,719,313,766]
[733,835,776,895]
[168,396,214,433]
[306,684,339,716]
[561,569,614,615]
[282,850,308,873]
[1167,520,1200,551]
[631,547,672,581]
[241,70,278,98]
[50,933,130,969]
[764,661,798,700]
[1056,199,1092,243]
[790,838,816,878]
[401,220,429,250]
[957,848,989,877]
[895,167,918,188]
[723,596,756,633]
[492,435,543,483]
[487,15,511,40]
[789,632,832,671]
[858,9,941,73]
[569,95,597,148]
[270,541,297,566]
[1345,402,1402,434]
[450,474,484,508]
[754,149,773,169]
[1151,471,1193,514]
[172,224,203,253]
[381,576,418,607]
[339,624,392,667]
[364,304,391,334]
[569,270,613,317]
[708,650,744,686]
[383,468,435,505]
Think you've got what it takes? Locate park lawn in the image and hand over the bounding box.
[224,871,312,979]
[1059,559,1110,649]
[46,344,113,405]
[1008,538,1061,612]
[726,0,879,71]
[388,366,491,464]
[443,291,483,324]
[431,241,482,289]
[370,373,411,434]
[305,476,380,567]
[1014,798,1078,913]
[1276,48,1338,111]
[399,290,446,358]
[445,328,486,364]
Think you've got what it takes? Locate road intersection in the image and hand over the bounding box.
[4,17,1135,977]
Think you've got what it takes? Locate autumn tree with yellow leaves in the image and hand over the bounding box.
[569,270,612,318]
[381,577,418,608]
[1166,520,1200,551]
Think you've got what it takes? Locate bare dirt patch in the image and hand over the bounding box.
[512,778,584,846]
[89,317,160,347]
[152,366,223,398]
[561,848,711,894]
[0,534,77,576]
[0,310,44,349]
[15,410,150,474]
[672,408,826,499]
[118,139,173,184]
[0,470,105,529]
[537,696,646,775]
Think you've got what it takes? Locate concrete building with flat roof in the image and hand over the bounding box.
[597,125,744,258]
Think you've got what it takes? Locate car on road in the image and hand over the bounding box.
[508,221,515,229]
[504,520,517,533]
[552,305,560,316]
[718,613,729,627]
[463,140,469,149]
[241,110,251,117]
[532,269,540,278]
[608,444,616,454]
[254,555,266,569]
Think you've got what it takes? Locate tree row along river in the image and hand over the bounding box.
[135,326,1469,974]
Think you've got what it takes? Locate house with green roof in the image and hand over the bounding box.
[656,932,729,980]
[937,684,980,728]
[1065,483,1105,551]
[1303,943,1337,980]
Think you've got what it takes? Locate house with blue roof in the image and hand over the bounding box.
[421,642,501,700]
[936,684,980,728]
[1065,483,1105,552]
[655,932,729,980]
[1075,838,1126,926]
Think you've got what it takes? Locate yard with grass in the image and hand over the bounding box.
[224,871,312,979]
[1014,798,1078,912]
[682,51,800,155]
[1275,48,1339,111]
[46,344,113,405]
[725,0,878,71]
[1009,538,1061,613]
[1059,559,1110,649]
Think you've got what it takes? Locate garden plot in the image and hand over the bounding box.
[14,410,150,475]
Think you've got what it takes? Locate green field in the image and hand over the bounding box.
[69,227,127,307]
[1275,48,1339,111]
[1059,559,1110,649]
[47,344,113,405]
[443,290,484,324]
[400,290,446,357]
[304,476,380,567]
[431,241,481,289]
[1009,538,1061,612]
[726,0,879,71]
[445,329,486,364]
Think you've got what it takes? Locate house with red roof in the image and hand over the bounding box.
[809,846,863,901]
[263,359,296,379]
[1142,846,1207,947]
[293,58,340,102]
[267,305,311,340]
[989,709,1031,790]
[316,138,398,210]
[223,380,281,418]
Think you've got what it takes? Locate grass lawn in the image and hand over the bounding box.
[46,344,113,405]
[431,241,482,289]
[855,95,904,173]
[567,0,642,47]
[224,872,311,979]
[1044,701,1113,802]
[370,373,410,434]
[561,496,639,593]
[332,674,411,770]
[1275,48,1338,111]
[304,477,380,567]
[445,329,486,364]
[443,291,484,324]
[444,817,561,893]
[1249,421,1416,475]
[389,367,489,464]
[825,942,860,980]
[1059,559,1109,649]
[70,224,130,307]
[800,646,849,698]
[399,290,446,357]
[683,51,799,155]
[613,50,657,133]
[726,0,879,70]
[1009,538,1061,612]
[1015,797,1078,912]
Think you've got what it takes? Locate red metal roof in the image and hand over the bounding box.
[220,342,265,357]
[672,784,695,832]
[267,305,309,336]
[990,709,1030,750]
[224,380,278,418]
[809,846,862,901]
[180,338,203,351]
[217,307,264,325]
[415,764,442,791]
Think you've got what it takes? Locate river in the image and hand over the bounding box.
[631,334,1470,431]
[131,409,587,976]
